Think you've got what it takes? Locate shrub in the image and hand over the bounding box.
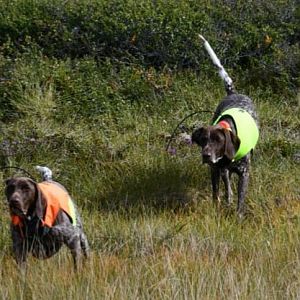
[0,0,298,93]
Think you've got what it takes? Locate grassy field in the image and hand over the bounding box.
[0,66,299,299]
[0,0,299,298]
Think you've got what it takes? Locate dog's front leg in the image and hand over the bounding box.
[221,169,232,205]
[11,227,27,268]
[211,166,221,203]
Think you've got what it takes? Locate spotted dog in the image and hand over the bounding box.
[192,35,259,217]
[5,166,89,269]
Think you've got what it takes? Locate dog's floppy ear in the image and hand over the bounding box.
[5,178,13,187]
[4,178,13,200]
[27,179,44,219]
[223,129,240,161]
[192,127,204,145]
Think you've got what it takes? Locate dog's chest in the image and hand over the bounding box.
[21,217,49,240]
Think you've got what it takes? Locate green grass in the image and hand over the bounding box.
[1,208,300,299]
[0,41,299,299]
[0,66,299,299]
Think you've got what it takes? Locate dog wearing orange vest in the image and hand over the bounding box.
[5,170,89,270]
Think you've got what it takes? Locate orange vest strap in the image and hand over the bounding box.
[11,215,22,226]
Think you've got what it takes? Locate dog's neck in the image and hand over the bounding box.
[218,117,237,135]
[26,203,38,219]
[218,120,231,131]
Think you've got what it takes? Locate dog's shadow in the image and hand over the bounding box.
[91,157,211,214]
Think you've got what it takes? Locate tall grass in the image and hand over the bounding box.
[0,57,299,298]
[1,208,300,299]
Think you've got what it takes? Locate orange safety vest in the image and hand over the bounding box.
[11,182,76,227]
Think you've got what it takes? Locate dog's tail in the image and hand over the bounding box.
[36,166,52,181]
[199,34,234,94]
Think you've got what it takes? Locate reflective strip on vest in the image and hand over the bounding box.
[213,108,259,161]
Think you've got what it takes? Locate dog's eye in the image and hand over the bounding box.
[212,136,220,142]
[211,134,223,143]
[199,137,208,145]
[20,184,30,191]
[5,186,14,196]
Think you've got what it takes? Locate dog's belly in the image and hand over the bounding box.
[30,236,63,259]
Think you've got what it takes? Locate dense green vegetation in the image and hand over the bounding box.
[0,0,299,299]
[0,0,299,98]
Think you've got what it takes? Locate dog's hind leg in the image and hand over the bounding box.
[80,232,90,259]
[74,214,90,259]
[69,236,82,271]
[51,224,82,270]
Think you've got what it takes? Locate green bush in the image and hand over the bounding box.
[0,0,298,93]
[0,52,171,120]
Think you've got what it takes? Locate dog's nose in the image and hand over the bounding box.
[9,198,21,207]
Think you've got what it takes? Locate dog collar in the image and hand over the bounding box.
[218,120,232,131]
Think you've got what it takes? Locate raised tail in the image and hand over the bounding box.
[36,165,53,181]
[199,34,234,94]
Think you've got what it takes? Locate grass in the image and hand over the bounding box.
[1,208,300,299]
[0,57,299,299]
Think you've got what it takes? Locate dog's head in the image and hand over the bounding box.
[192,125,240,164]
[5,177,44,219]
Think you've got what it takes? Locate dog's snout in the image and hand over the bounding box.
[8,196,26,216]
[202,153,211,163]
[9,197,21,207]
[202,145,212,160]
[8,191,22,205]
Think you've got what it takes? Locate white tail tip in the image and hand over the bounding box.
[36,165,52,181]
[198,34,234,93]
[198,34,206,43]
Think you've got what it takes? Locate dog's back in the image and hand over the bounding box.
[213,93,259,125]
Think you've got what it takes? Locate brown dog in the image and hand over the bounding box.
[192,36,259,217]
[5,177,89,269]
[192,96,259,217]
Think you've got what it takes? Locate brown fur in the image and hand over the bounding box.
[192,92,259,217]
[5,177,89,269]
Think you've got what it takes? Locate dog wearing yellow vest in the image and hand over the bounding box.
[192,35,259,217]
[5,167,89,269]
